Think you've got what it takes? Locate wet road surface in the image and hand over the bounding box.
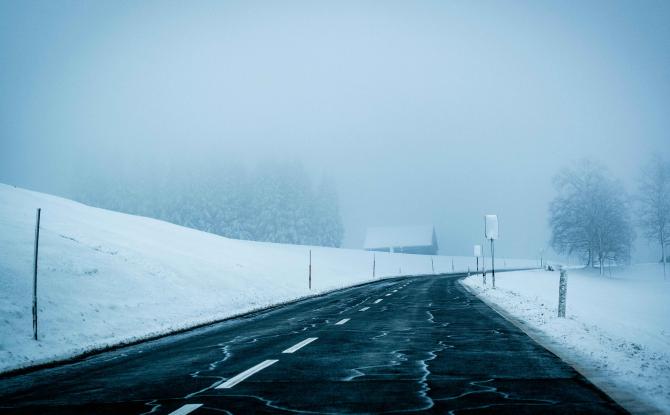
[0,273,627,414]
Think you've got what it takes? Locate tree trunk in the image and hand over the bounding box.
[598,236,604,276]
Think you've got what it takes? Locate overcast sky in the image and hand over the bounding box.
[1,0,669,260]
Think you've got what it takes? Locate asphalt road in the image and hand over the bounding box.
[0,273,627,414]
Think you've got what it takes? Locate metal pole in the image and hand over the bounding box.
[558,268,568,317]
[32,208,41,341]
[491,238,495,289]
[431,257,435,274]
[309,249,312,290]
[476,256,479,274]
[482,243,487,285]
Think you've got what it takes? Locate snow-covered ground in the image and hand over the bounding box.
[461,266,670,414]
[0,184,535,373]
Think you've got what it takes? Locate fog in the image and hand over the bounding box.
[2,0,669,260]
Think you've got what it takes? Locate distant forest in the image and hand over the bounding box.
[71,160,344,247]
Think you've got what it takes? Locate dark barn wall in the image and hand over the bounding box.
[364,226,439,255]
[400,245,438,255]
[366,245,438,255]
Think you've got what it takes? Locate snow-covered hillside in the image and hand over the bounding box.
[461,266,670,413]
[0,184,534,373]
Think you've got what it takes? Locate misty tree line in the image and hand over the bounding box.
[72,161,344,247]
[549,157,670,277]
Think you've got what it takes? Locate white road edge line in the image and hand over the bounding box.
[216,359,279,389]
[168,404,203,415]
[359,307,370,311]
[335,318,350,325]
[282,337,318,354]
[374,299,383,304]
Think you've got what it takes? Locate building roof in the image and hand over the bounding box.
[364,225,436,250]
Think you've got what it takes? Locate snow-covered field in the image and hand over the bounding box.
[0,184,535,374]
[461,266,670,414]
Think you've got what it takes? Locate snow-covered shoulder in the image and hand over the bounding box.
[0,183,534,374]
[460,266,670,413]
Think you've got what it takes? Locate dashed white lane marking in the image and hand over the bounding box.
[168,404,203,415]
[374,299,383,304]
[359,307,370,311]
[282,337,318,354]
[216,359,278,389]
[393,290,398,292]
[335,318,350,325]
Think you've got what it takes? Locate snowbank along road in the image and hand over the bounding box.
[0,273,627,414]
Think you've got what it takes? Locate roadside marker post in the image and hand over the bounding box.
[373,253,376,278]
[558,268,568,317]
[309,249,312,290]
[484,215,499,289]
[474,245,482,275]
[431,257,435,274]
[32,208,41,341]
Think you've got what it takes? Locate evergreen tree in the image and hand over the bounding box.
[313,177,344,247]
[70,158,344,248]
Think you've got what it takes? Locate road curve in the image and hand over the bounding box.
[0,274,626,414]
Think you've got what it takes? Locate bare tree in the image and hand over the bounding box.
[549,160,634,274]
[637,156,670,279]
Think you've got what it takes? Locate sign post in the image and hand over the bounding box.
[32,208,41,341]
[484,215,499,289]
[482,243,486,283]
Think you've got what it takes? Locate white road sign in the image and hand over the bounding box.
[474,245,482,257]
[485,215,498,240]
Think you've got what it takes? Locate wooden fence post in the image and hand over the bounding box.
[373,253,376,278]
[558,268,568,318]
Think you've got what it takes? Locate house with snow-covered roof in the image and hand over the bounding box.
[364,225,439,255]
